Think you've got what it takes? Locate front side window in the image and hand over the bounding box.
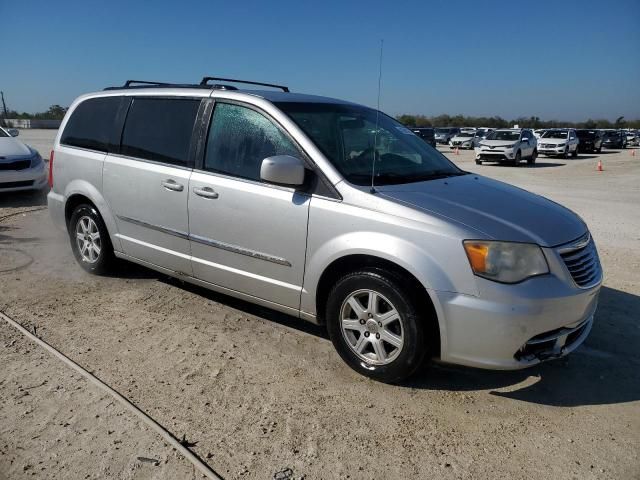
[204,102,299,182]
[120,97,200,166]
[277,102,463,186]
[61,97,121,152]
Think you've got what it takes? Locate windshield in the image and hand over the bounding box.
[487,131,520,141]
[0,128,9,138]
[435,128,452,134]
[577,130,597,139]
[457,132,474,138]
[276,102,464,186]
[542,130,569,139]
[604,131,619,138]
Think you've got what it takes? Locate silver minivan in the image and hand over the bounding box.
[48,78,602,382]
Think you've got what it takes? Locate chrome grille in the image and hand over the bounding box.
[558,233,601,288]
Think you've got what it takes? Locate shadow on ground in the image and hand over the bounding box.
[154,270,640,407]
[0,189,49,208]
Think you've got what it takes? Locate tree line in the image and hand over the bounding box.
[396,114,640,130]
[1,105,68,120]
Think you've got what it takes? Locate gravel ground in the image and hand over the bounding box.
[1,130,639,479]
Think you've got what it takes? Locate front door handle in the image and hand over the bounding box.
[193,186,219,199]
[161,179,184,192]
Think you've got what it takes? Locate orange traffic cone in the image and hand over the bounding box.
[597,159,603,172]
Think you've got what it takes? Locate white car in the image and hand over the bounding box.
[449,131,476,149]
[533,129,547,139]
[475,129,538,166]
[538,129,579,158]
[0,127,47,193]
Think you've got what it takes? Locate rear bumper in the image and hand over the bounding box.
[435,273,601,370]
[47,191,67,231]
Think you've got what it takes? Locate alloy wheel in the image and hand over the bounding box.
[75,216,101,263]
[340,289,404,365]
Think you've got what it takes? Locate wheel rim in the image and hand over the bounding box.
[75,216,101,264]
[340,289,404,366]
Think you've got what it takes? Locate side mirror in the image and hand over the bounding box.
[8,128,19,137]
[260,155,305,187]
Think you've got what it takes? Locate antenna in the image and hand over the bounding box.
[370,39,384,194]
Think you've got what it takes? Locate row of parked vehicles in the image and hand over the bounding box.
[409,125,638,167]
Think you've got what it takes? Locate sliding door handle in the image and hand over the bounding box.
[193,186,219,199]
[161,179,184,192]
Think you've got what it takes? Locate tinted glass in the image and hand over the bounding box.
[542,130,569,139]
[204,102,299,181]
[0,128,9,138]
[577,130,597,139]
[277,102,463,186]
[121,97,200,166]
[487,131,520,141]
[61,97,121,152]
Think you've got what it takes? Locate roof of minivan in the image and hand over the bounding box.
[97,86,358,106]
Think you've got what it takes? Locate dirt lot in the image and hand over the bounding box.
[1,130,639,479]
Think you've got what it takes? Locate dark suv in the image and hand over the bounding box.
[576,129,603,153]
[411,127,436,148]
[602,130,627,149]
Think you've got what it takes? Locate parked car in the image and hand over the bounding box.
[434,127,460,144]
[48,78,601,382]
[602,130,627,149]
[475,128,538,166]
[624,130,639,147]
[449,131,476,149]
[533,129,547,139]
[473,128,494,147]
[411,127,436,148]
[538,129,580,158]
[0,126,47,193]
[576,129,603,153]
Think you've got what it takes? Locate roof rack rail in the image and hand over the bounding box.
[200,77,290,93]
[103,80,204,91]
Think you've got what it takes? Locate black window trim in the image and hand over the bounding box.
[194,98,341,200]
[115,95,205,170]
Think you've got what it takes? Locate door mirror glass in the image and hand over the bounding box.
[8,128,19,137]
[260,155,305,186]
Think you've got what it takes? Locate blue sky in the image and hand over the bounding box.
[2,0,639,121]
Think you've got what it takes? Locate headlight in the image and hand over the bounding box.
[557,143,566,147]
[30,152,43,168]
[504,144,516,149]
[463,240,549,283]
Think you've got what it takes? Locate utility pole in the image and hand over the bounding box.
[0,91,8,126]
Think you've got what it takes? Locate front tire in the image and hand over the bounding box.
[572,146,578,158]
[527,149,537,165]
[512,150,521,166]
[68,204,115,275]
[326,270,428,383]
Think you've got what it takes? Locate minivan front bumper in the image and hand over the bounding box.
[434,240,602,370]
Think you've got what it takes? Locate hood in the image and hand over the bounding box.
[479,139,517,148]
[377,174,586,247]
[0,137,32,159]
[452,136,473,142]
[539,138,567,144]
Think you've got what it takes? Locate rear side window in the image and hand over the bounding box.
[203,102,299,181]
[121,97,200,167]
[61,97,121,152]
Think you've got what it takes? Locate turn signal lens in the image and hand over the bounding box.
[463,240,549,284]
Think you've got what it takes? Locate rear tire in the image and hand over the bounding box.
[68,204,116,275]
[572,147,578,158]
[326,269,429,383]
